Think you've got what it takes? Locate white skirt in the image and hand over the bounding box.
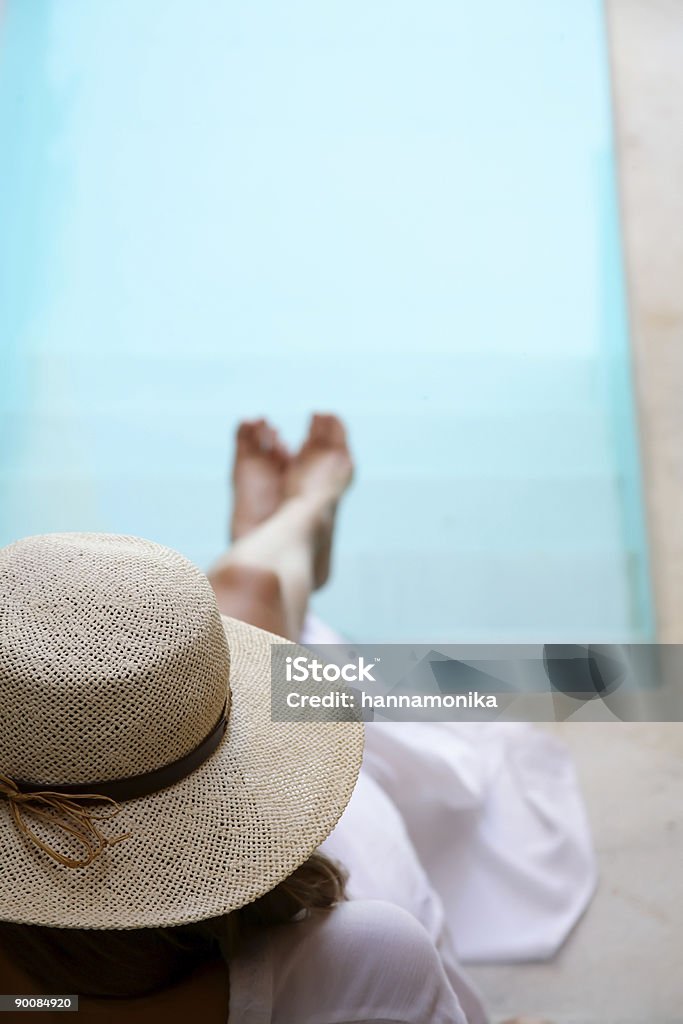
[304,614,598,965]
[356,719,597,963]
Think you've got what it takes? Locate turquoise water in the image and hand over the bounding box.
[0,0,653,641]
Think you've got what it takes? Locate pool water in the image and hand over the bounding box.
[0,0,653,641]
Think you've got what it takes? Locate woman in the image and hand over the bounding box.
[0,414,588,1023]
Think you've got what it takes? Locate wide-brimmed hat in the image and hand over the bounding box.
[0,533,363,929]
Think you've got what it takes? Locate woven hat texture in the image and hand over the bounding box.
[0,533,363,928]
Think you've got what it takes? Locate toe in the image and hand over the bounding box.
[313,413,348,450]
[271,430,290,465]
[316,414,333,443]
[252,421,271,452]
[236,420,259,454]
[327,414,347,449]
[262,425,276,452]
[310,413,327,445]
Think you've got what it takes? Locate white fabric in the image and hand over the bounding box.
[226,617,598,1022]
[227,772,484,1023]
[320,773,488,1023]
[360,720,597,962]
[229,901,471,1024]
[301,613,598,963]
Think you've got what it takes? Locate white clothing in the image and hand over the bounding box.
[360,721,597,962]
[301,616,598,963]
[228,618,597,1022]
[320,773,488,1023]
[229,901,470,1024]
[227,772,485,1023]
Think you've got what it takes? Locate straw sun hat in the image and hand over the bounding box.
[0,533,363,929]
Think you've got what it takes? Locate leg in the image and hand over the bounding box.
[208,414,353,641]
[208,562,290,638]
[209,495,323,640]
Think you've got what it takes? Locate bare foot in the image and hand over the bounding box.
[285,413,353,589]
[231,419,290,541]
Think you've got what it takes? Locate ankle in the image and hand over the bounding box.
[281,492,332,529]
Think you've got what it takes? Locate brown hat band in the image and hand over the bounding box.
[0,706,228,868]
